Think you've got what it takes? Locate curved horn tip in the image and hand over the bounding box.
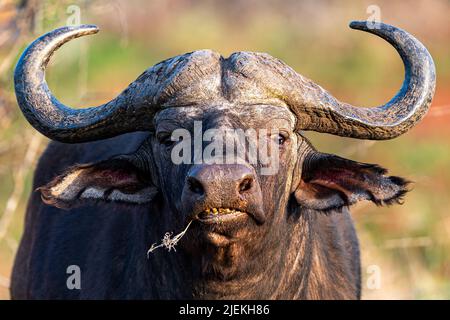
[348,20,399,32]
[49,24,100,37]
[349,20,374,30]
[66,24,99,34]
[81,24,99,31]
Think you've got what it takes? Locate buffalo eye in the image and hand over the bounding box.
[277,133,288,146]
[157,132,177,148]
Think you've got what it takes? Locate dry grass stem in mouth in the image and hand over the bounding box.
[147,220,193,258]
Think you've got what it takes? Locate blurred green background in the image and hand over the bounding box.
[0,0,449,299]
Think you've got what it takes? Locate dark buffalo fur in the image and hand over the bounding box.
[11,130,409,299]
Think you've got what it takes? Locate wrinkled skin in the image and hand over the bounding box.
[11,104,407,299]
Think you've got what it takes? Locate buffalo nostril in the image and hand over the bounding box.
[187,177,204,195]
[238,177,253,193]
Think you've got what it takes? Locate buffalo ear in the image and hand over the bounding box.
[294,152,410,211]
[39,158,157,209]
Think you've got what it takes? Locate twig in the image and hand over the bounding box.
[0,132,42,241]
[147,220,193,258]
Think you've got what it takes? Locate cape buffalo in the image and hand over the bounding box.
[10,21,435,299]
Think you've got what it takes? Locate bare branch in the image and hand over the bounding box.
[0,132,42,241]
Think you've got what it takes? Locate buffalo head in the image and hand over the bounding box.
[14,21,435,291]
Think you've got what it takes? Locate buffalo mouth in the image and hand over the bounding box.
[196,207,248,223]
